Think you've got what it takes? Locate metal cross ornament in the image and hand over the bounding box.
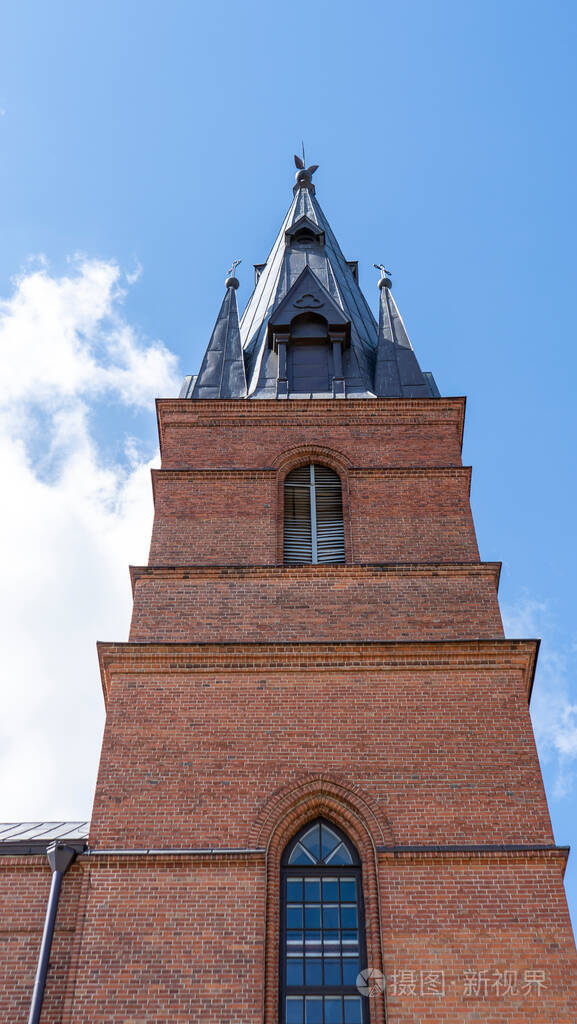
[373,263,392,280]
[226,259,242,278]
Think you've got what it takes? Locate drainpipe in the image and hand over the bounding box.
[28,841,77,1024]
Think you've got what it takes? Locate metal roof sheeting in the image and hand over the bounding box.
[190,283,247,399]
[239,186,378,397]
[375,283,435,398]
[0,821,89,842]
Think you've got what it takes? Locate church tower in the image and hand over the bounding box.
[1,158,576,1023]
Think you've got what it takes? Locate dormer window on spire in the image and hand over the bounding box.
[289,314,331,393]
[268,267,350,398]
[292,228,318,248]
[285,216,325,249]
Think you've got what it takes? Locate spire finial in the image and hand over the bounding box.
[225,259,241,290]
[293,151,319,194]
[374,264,392,290]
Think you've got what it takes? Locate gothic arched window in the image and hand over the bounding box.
[280,820,367,1024]
[284,465,345,565]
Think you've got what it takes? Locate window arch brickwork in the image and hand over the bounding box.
[258,783,387,1024]
[273,447,353,565]
[280,819,367,1024]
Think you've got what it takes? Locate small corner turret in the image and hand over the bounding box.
[183,261,247,400]
[374,266,439,398]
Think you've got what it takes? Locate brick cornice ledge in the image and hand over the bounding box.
[97,638,539,706]
[156,396,467,454]
[129,561,502,592]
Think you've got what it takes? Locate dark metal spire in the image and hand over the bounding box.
[239,160,378,397]
[187,267,247,399]
[374,269,438,397]
[182,157,439,400]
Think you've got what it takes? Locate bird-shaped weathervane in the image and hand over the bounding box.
[294,144,319,191]
[294,154,319,178]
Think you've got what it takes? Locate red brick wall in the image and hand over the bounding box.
[0,857,83,1024]
[22,849,571,1024]
[16,848,571,1024]
[90,643,547,849]
[128,565,503,643]
[349,469,478,563]
[53,853,577,1023]
[156,398,466,470]
[62,857,265,1024]
[379,854,577,1022]
[148,468,478,566]
[149,470,278,566]
[0,860,49,1023]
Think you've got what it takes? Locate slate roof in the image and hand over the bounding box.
[185,163,438,400]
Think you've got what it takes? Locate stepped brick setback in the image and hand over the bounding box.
[1,163,576,1023]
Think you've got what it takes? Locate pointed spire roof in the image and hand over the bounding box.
[240,175,379,397]
[374,272,436,398]
[186,269,247,400]
[182,157,439,400]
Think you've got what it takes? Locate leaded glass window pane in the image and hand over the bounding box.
[281,820,367,1024]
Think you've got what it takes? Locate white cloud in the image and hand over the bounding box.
[0,257,180,821]
[0,258,176,409]
[502,597,577,797]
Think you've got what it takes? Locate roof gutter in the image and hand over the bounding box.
[0,839,86,857]
[28,842,77,1024]
[83,845,265,857]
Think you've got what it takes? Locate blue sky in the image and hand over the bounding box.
[1,0,576,932]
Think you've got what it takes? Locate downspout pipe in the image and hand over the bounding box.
[28,841,77,1024]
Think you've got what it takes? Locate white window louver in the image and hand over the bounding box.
[284,464,345,564]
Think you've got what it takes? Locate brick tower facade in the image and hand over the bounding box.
[1,159,576,1023]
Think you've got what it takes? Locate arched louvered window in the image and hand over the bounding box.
[284,465,345,565]
[280,819,367,1024]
